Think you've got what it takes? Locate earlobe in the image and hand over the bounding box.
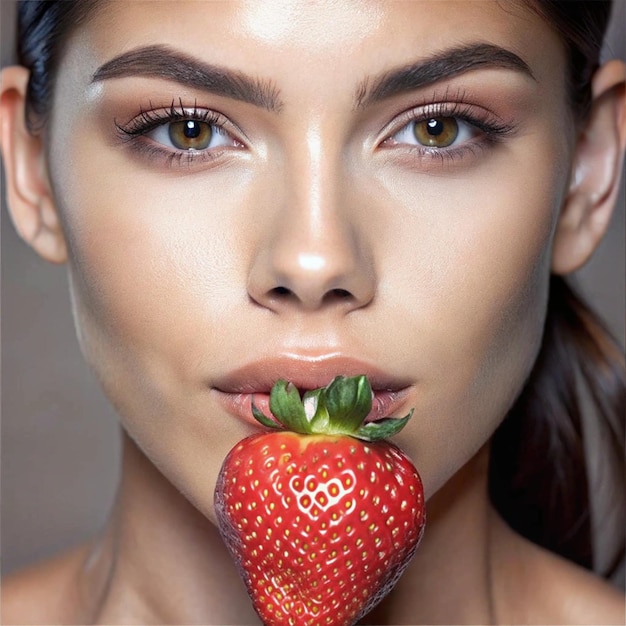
[0,65,67,264]
[551,60,626,275]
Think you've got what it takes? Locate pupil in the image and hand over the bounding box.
[426,119,444,136]
[183,121,201,138]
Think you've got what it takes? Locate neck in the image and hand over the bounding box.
[80,434,509,625]
[81,432,258,624]
[366,445,498,624]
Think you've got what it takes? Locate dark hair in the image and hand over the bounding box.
[14,0,626,581]
[532,0,613,119]
[17,0,99,132]
[490,276,625,578]
[487,2,625,583]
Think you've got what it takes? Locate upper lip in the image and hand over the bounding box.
[212,354,412,394]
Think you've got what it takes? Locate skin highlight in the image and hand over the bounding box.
[1,1,625,624]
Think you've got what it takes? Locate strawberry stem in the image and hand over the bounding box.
[252,375,412,442]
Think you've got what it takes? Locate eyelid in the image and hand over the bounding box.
[371,96,519,171]
[377,98,516,153]
[115,102,249,147]
[113,102,250,169]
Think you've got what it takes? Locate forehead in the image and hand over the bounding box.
[67,0,564,96]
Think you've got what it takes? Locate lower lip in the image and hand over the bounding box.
[212,388,411,430]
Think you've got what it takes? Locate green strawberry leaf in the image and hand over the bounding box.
[269,380,311,434]
[253,376,413,442]
[354,410,413,441]
[251,401,283,430]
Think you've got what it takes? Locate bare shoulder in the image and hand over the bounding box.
[523,536,625,625]
[493,513,625,625]
[1,544,90,625]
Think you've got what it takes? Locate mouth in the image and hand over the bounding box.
[211,355,413,428]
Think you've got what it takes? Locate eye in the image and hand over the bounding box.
[391,116,477,149]
[148,119,234,151]
[414,117,458,147]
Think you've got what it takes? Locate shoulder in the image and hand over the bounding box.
[522,537,625,625]
[1,545,89,625]
[493,513,625,625]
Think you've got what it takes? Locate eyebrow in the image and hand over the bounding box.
[355,43,535,108]
[91,44,283,112]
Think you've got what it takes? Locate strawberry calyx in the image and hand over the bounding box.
[251,375,413,442]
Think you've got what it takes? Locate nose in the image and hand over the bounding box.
[247,141,376,313]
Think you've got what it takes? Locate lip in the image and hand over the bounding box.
[211,354,413,429]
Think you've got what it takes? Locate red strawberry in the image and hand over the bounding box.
[214,375,425,626]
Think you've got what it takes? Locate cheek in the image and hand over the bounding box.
[50,155,263,515]
[375,148,568,496]
[51,145,255,407]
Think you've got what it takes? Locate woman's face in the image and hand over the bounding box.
[46,0,572,519]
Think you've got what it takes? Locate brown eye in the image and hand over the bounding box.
[413,117,458,148]
[168,120,213,150]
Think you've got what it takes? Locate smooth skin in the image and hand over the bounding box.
[1,1,625,623]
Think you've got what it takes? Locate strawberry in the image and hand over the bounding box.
[214,375,425,626]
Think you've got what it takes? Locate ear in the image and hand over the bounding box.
[552,60,626,275]
[0,66,67,264]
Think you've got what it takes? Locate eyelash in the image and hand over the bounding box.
[115,96,516,168]
[383,99,516,162]
[115,100,241,166]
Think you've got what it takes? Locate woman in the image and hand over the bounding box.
[1,1,625,623]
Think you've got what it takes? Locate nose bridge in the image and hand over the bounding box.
[248,122,375,312]
[283,125,347,265]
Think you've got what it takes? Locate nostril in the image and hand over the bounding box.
[271,286,292,297]
[267,286,354,306]
[322,288,354,305]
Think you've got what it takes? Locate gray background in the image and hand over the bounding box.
[1,0,625,576]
